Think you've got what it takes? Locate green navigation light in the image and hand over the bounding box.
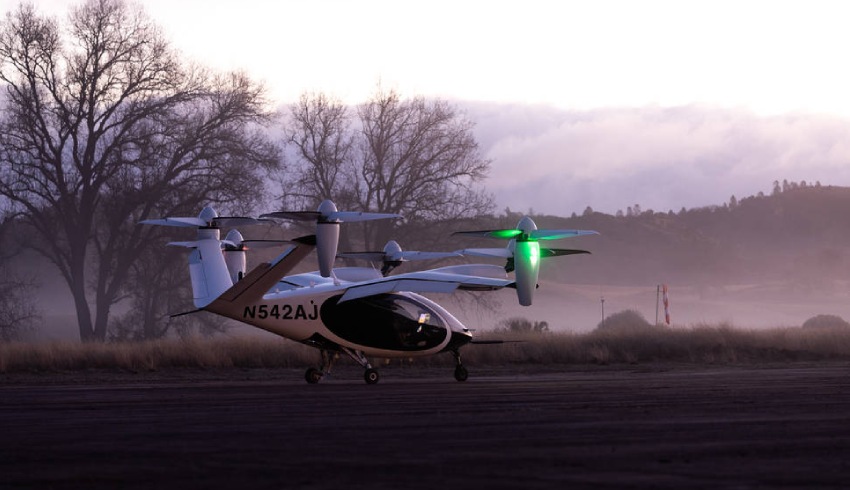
[529,241,540,267]
[490,229,522,239]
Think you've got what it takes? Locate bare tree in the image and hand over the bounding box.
[109,245,229,341]
[355,87,491,248]
[0,210,37,341]
[0,0,280,341]
[283,86,492,251]
[0,271,37,341]
[283,92,355,209]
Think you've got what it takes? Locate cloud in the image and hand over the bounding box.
[464,103,850,215]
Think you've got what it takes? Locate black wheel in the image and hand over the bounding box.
[454,365,469,382]
[364,368,380,385]
[305,367,323,384]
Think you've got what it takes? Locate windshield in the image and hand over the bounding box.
[320,294,447,351]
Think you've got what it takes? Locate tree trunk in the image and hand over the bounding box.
[93,300,111,342]
[71,285,96,342]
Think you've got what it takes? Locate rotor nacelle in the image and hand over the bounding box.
[454,216,597,306]
[338,239,460,276]
[223,229,247,284]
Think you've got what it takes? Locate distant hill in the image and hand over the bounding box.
[517,184,850,288]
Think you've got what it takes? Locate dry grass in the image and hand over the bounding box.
[467,323,850,366]
[0,337,317,374]
[3,324,850,373]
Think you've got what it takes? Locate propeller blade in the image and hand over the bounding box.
[167,241,201,248]
[242,239,294,249]
[531,229,599,240]
[541,248,592,257]
[260,211,323,221]
[337,251,386,262]
[397,251,461,261]
[328,211,402,222]
[452,229,523,239]
[457,247,514,258]
[140,217,206,228]
[215,216,270,227]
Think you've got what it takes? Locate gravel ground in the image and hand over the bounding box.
[2,363,850,489]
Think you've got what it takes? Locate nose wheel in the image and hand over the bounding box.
[451,350,468,382]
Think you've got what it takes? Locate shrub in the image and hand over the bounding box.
[802,314,850,329]
[596,309,653,332]
[495,317,550,334]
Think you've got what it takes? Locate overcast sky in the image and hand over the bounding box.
[3,0,850,215]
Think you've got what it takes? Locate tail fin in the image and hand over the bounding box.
[189,238,234,308]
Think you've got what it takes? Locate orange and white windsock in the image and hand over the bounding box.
[662,284,671,325]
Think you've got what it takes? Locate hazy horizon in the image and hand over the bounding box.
[465,103,850,216]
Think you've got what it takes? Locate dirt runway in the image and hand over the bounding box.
[2,364,850,489]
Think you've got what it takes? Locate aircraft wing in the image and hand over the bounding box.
[338,266,513,303]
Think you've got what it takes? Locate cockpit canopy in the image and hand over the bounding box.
[320,294,448,351]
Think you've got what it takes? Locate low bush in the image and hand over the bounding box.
[596,309,653,332]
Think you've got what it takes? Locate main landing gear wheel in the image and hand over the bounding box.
[364,368,380,385]
[454,365,469,382]
[305,367,323,384]
[305,350,338,384]
[338,346,379,385]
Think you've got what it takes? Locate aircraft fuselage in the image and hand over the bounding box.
[213,284,471,358]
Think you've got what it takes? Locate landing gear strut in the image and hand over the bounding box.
[305,350,338,384]
[341,347,380,385]
[451,350,469,382]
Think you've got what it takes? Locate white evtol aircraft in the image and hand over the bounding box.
[142,200,597,384]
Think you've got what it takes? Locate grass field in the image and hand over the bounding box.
[3,324,850,374]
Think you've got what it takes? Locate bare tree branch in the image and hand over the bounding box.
[0,0,280,341]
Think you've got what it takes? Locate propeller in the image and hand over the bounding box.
[140,205,268,229]
[460,246,591,273]
[261,199,402,277]
[454,216,597,306]
[452,217,598,241]
[338,240,460,276]
[261,199,401,224]
[141,206,270,248]
[141,207,282,284]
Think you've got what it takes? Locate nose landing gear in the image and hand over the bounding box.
[451,350,468,382]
